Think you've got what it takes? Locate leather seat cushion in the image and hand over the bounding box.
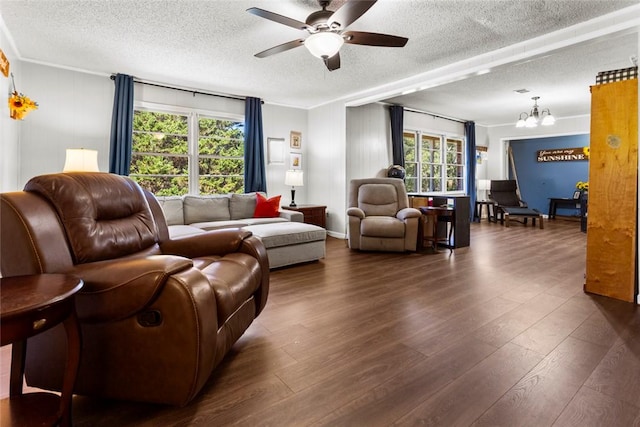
[360,216,405,238]
[194,253,262,325]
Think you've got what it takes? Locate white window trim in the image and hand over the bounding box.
[405,128,467,195]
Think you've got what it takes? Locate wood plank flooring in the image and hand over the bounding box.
[2,220,639,426]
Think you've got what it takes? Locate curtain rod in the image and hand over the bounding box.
[109,74,259,103]
[402,107,467,124]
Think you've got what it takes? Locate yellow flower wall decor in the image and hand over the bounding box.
[9,91,38,120]
[8,73,38,120]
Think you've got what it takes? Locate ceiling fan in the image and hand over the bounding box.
[247,0,408,71]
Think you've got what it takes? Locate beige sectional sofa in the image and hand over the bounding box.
[157,193,326,268]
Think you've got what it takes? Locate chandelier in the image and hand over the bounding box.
[516,96,555,128]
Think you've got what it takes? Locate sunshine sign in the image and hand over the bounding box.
[536,147,589,162]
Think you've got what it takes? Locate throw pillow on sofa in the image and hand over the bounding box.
[254,193,281,218]
[230,192,259,220]
[183,195,231,223]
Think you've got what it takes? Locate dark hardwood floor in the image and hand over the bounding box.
[3,220,639,426]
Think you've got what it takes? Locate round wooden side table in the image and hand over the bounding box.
[419,206,455,252]
[1,274,84,427]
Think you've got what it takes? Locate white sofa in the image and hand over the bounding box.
[157,193,326,268]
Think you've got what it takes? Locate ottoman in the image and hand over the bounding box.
[242,222,326,269]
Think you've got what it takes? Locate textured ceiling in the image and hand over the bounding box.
[1,0,638,125]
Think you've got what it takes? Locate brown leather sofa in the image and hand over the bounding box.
[0,172,269,406]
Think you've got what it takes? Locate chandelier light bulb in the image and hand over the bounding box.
[516,96,554,128]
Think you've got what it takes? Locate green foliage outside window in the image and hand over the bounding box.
[403,131,465,193]
[130,110,244,196]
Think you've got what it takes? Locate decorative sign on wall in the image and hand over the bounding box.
[536,147,589,162]
[0,49,9,77]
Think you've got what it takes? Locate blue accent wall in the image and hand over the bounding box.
[509,134,589,216]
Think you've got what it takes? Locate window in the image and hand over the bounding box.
[130,108,244,196]
[403,131,465,193]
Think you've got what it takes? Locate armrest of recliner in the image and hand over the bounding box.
[236,234,270,316]
[397,207,422,221]
[347,207,365,218]
[66,255,194,323]
[159,228,253,258]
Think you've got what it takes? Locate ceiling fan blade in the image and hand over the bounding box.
[324,53,341,71]
[247,7,308,30]
[343,31,408,47]
[254,39,305,58]
[327,0,377,29]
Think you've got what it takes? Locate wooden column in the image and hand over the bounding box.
[585,78,638,302]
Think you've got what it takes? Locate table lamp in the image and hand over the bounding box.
[476,179,491,201]
[284,170,304,207]
[63,148,100,172]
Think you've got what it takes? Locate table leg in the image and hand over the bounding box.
[9,340,26,396]
[539,214,544,229]
[505,213,510,227]
[57,305,82,427]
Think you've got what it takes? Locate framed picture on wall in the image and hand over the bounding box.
[290,152,302,170]
[290,131,302,149]
[267,137,285,164]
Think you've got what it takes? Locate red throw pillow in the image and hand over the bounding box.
[253,193,281,218]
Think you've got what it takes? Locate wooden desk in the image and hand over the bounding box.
[409,195,470,248]
[419,206,455,251]
[1,274,84,427]
[281,204,326,228]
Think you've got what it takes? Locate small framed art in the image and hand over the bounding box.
[290,131,301,149]
[290,152,302,170]
[267,137,285,164]
[572,191,581,200]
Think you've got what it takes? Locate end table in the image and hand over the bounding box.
[281,204,327,228]
[1,274,84,427]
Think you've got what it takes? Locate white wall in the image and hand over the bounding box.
[346,103,391,182]
[308,101,346,238]
[19,63,112,186]
[475,125,490,181]
[1,22,21,191]
[404,110,465,136]
[262,104,308,202]
[485,115,591,179]
[5,63,310,200]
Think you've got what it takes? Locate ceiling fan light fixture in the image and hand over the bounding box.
[304,32,344,59]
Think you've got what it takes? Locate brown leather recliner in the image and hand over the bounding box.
[0,172,269,406]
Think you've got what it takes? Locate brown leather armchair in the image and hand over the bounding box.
[0,172,269,406]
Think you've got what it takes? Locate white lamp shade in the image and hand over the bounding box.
[476,179,491,191]
[285,170,304,187]
[63,149,100,172]
[304,32,344,58]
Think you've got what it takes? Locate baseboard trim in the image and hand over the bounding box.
[327,230,346,239]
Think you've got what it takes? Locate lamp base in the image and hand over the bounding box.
[289,188,297,207]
